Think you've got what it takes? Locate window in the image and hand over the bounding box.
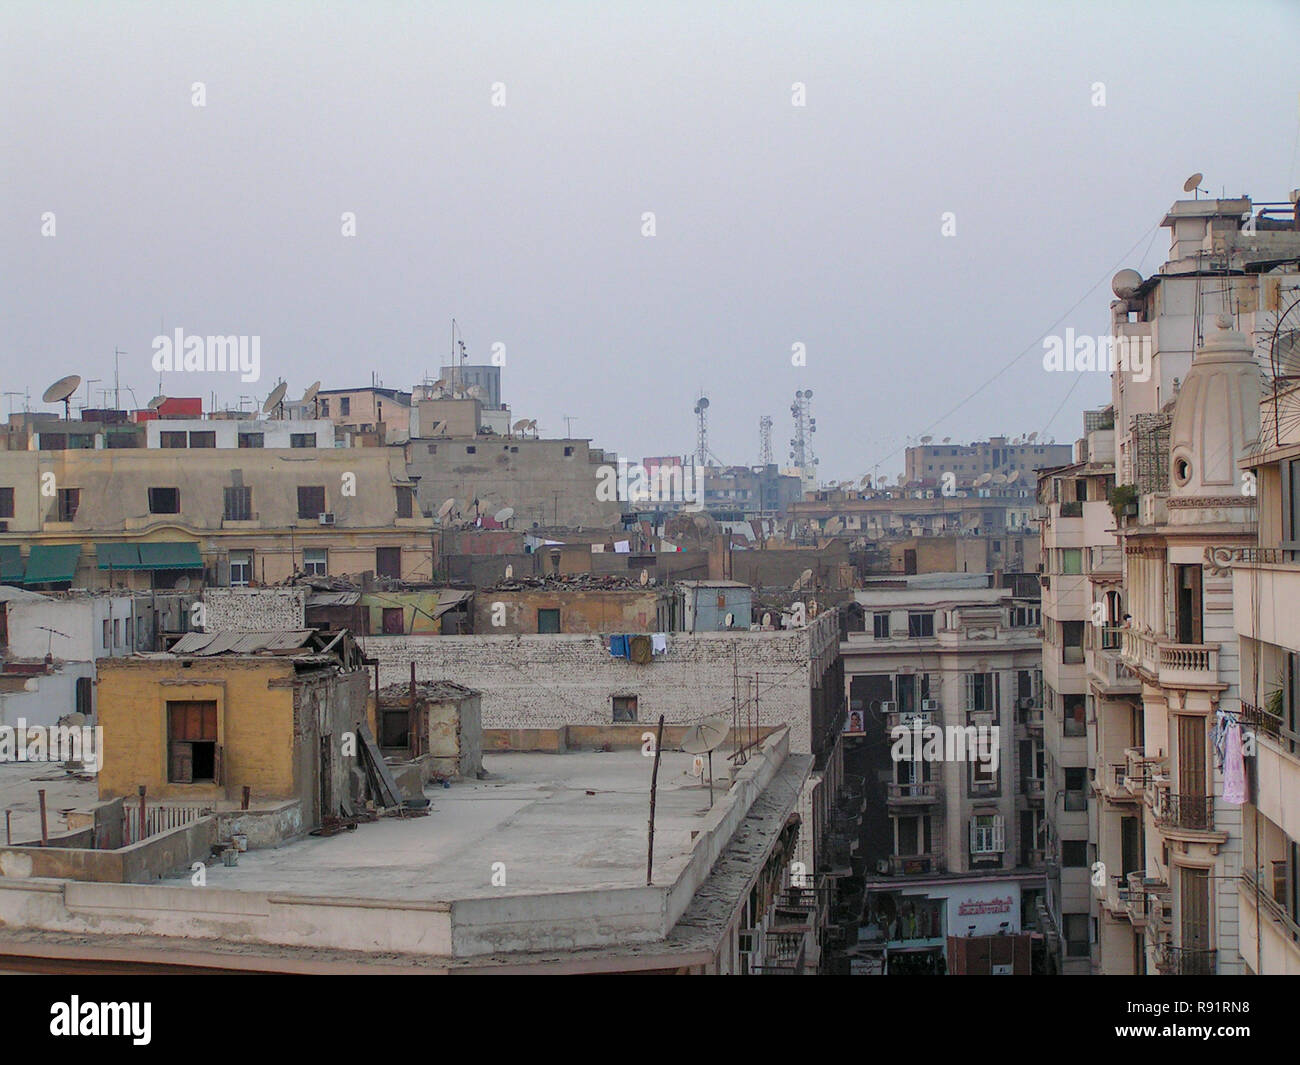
[873,612,891,638]
[113,618,120,647]
[38,433,68,450]
[381,607,405,634]
[167,700,219,784]
[375,546,402,579]
[57,487,80,522]
[297,485,326,519]
[102,619,110,650]
[1063,693,1086,737]
[223,486,252,522]
[612,696,638,722]
[965,672,997,715]
[969,758,999,793]
[1011,605,1040,627]
[188,431,216,448]
[1064,914,1090,958]
[160,431,187,449]
[1061,548,1083,575]
[907,611,934,638]
[1064,767,1088,811]
[303,548,327,576]
[148,487,180,514]
[238,432,264,448]
[465,445,476,455]
[427,444,438,454]
[1061,621,1084,665]
[339,397,350,415]
[563,446,574,457]
[319,398,330,416]
[76,676,92,716]
[396,486,414,519]
[537,608,561,633]
[1062,840,1089,867]
[0,487,12,518]
[229,550,252,587]
[290,433,317,449]
[970,814,1005,855]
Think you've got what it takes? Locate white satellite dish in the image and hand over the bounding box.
[762,612,772,627]
[263,381,288,416]
[920,435,933,444]
[437,497,456,520]
[466,385,486,399]
[504,564,513,579]
[975,473,992,486]
[724,611,735,628]
[1028,431,1038,442]
[512,418,529,433]
[494,506,514,524]
[639,569,649,586]
[681,713,729,754]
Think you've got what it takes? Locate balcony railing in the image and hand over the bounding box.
[1157,945,1217,976]
[1021,776,1045,799]
[1153,790,1215,832]
[1123,747,1166,793]
[1120,630,1220,686]
[887,781,940,804]
[887,853,937,876]
[1101,762,1141,802]
[1241,869,1300,945]
[1239,700,1286,744]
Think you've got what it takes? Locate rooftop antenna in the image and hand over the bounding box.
[1183,172,1205,200]
[563,414,577,437]
[759,414,773,466]
[112,348,127,409]
[694,395,712,468]
[43,374,82,421]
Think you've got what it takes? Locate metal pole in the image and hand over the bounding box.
[138,784,146,839]
[38,789,48,846]
[5,809,11,845]
[646,715,665,885]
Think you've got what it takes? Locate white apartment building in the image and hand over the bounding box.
[1082,191,1300,975]
[841,572,1046,974]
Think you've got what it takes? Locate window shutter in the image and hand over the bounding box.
[964,673,974,711]
[214,743,223,785]
[969,819,978,853]
[993,815,1005,852]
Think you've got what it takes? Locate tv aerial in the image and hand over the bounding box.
[43,374,82,420]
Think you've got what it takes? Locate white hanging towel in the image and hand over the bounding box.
[651,633,668,655]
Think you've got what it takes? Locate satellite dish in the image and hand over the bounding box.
[991,473,1007,485]
[302,380,321,407]
[942,437,951,443]
[639,569,649,586]
[1112,269,1144,299]
[512,418,529,432]
[148,394,167,410]
[920,435,933,444]
[467,385,486,399]
[432,378,446,390]
[804,389,813,399]
[694,396,710,412]
[174,576,191,591]
[681,713,730,754]
[860,474,871,487]
[762,612,772,627]
[263,381,288,416]
[494,506,514,524]
[43,374,82,418]
[504,564,513,580]
[975,473,992,486]
[1007,470,1020,484]
[724,612,735,628]
[526,419,538,431]
[1028,431,1038,442]
[693,513,710,530]
[1183,172,1204,194]
[437,497,456,519]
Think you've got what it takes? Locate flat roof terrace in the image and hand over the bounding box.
[201,750,712,900]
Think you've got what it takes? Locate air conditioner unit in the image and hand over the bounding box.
[876,859,891,875]
[922,699,939,712]
[318,513,335,526]
[881,700,897,713]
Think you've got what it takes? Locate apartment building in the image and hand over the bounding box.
[1037,410,1126,973]
[840,572,1047,974]
[1232,337,1300,974]
[905,437,1074,488]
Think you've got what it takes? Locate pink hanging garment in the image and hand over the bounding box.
[1222,723,1246,805]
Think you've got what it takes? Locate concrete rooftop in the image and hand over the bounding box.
[200,750,722,901]
[0,763,97,844]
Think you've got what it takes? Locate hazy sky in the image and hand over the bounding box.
[4,0,1298,484]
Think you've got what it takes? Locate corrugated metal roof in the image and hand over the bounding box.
[169,630,316,655]
[306,591,362,607]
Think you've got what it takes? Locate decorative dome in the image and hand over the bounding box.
[1168,315,1260,499]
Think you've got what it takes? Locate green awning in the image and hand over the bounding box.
[23,544,81,586]
[97,542,143,570]
[0,546,23,583]
[138,541,202,570]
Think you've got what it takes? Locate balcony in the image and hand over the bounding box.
[1239,700,1285,745]
[885,853,938,876]
[1120,631,1219,688]
[1099,761,1141,804]
[1020,776,1045,801]
[1156,945,1217,976]
[1090,642,1142,695]
[1123,747,1166,795]
[887,781,940,806]
[1151,788,1216,833]
[885,708,942,731]
[1089,545,1123,576]
[1018,705,1044,733]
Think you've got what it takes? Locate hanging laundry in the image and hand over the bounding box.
[1222,723,1246,805]
[608,634,630,659]
[651,632,668,655]
[629,634,653,664]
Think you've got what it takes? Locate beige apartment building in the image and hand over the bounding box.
[0,439,431,591]
[1232,337,1300,974]
[1037,411,1126,973]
